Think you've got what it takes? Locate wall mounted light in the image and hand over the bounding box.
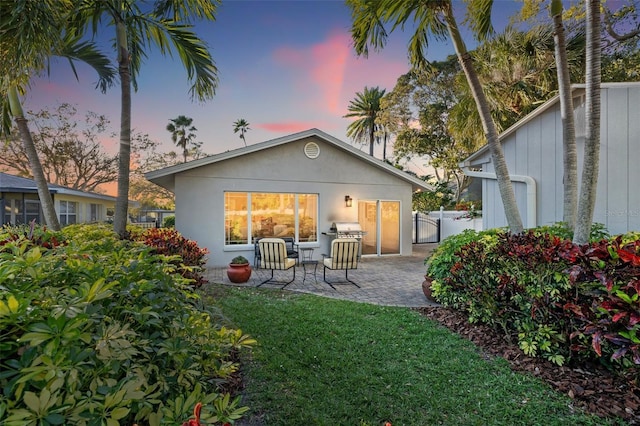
[345,195,353,207]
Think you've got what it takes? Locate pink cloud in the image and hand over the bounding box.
[308,31,350,114]
[272,28,409,119]
[272,30,350,115]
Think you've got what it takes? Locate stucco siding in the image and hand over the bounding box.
[173,136,415,266]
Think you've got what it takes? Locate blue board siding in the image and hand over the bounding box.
[473,84,640,235]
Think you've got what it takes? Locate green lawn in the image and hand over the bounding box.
[204,285,620,426]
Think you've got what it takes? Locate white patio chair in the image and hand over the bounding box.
[257,238,296,287]
[322,238,360,289]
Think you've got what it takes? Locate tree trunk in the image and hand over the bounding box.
[113,20,132,238]
[8,86,61,230]
[369,125,375,156]
[382,132,388,160]
[443,5,524,233]
[552,0,578,231]
[574,0,601,244]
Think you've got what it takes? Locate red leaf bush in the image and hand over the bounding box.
[560,237,640,369]
[137,228,209,287]
[429,228,640,375]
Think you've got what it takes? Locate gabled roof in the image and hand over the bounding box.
[145,128,433,192]
[462,82,640,166]
[0,172,117,202]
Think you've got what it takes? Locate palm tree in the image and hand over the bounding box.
[551,0,578,231]
[167,115,198,162]
[348,0,524,233]
[1,0,116,230]
[233,118,250,146]
[344,86,386,156]
[73,0,219,237]
[574,0,601,244]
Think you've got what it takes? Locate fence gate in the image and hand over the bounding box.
[412,212,440,243]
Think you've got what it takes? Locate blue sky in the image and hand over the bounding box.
[26,0,526,172]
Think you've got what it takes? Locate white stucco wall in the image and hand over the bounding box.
[472,84,640,236]
[173,136,417,267]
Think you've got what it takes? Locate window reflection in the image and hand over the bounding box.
[224,192,317,245]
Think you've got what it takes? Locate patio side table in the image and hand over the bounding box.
[300,247,318,283]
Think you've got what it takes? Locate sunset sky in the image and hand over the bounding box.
[25,0,525,174]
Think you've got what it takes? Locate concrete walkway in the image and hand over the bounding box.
[205,244,439,308]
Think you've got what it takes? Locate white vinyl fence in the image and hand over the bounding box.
[413,207,483,243]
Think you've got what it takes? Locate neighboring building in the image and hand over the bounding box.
[461,82,640,235]
[146,128,433,267]
[0,172,117,226]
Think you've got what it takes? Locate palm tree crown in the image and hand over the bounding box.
[72,0,220,237]
[1,0,117,230]
[233,118,250,146]
[344,86,386,157]
[167,115,198,162]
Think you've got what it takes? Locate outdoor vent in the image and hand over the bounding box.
[304,142,320,159]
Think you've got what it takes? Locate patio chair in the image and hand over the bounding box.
[254,236,299,267]
[257,238,296,287]
[322,238,360,289]
[280,237,299,264]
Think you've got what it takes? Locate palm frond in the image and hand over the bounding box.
[465,0,495,41]
[152,0,220,22]
[58,33,118,93]
[347,0,389,57]
[144,20,218,101]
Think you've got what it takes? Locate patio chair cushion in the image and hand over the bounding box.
[259,238,296,270]
[323,238,359,270]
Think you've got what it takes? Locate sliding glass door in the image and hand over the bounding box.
[358,200,400,256]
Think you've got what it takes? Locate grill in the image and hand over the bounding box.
[324,222,367,257]
[331,222,366,239]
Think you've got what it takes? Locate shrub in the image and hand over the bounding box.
[0,222,66,250]
[429,230,575,365]
[428,226,640,371]
[0,225,254,425]
[534,221,610,242]
[561,237,640,370]
[137,228,209,287]
[163,215,176,228]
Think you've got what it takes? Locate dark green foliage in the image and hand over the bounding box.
[230,255,249,265]
[0,224,254,425]
[163,215,176,228]
[412,180,455,212]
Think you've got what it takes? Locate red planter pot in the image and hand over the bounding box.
[227,263,252,283]
[422,277,435,302]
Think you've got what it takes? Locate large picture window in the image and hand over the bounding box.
[224,192,318,245]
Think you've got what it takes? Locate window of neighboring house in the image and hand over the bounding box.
[25,200,42,224]
[59,200,77,226]
[90,203,100,222]
[3,198,24,225]
[106,207,114,223]
[224,192,318,245]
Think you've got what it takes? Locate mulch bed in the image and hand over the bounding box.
[413,305,640,424]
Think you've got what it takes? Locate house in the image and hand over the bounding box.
[145,128,433,267]
[461,82,640,235]
[0,172,117,226]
